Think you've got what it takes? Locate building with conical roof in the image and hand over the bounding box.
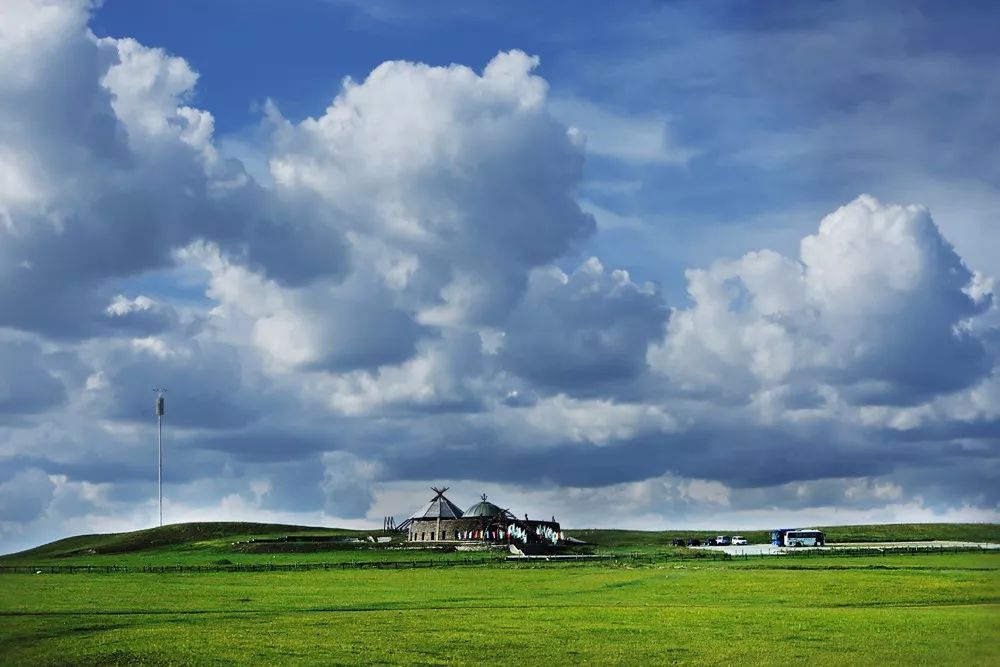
[401,487,563,548]
[412,487,465,520]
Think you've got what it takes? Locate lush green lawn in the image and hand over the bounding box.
[1,553,997,665]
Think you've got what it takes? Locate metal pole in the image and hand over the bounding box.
[158,412,162,527]
[154,388,165,528]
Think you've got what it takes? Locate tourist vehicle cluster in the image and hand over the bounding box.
[671,529,826,548]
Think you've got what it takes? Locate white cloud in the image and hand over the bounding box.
[513,394,677,445]
[651,195,993,405]
[319,332,486,416]
[267,50,594,326]
[549,95,696,165]
[99,37,206,149]
[0,1,998,551]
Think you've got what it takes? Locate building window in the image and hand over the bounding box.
[430,532,435,541]
[420,532,425,541]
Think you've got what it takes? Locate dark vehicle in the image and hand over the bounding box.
[686,538,701,547]
[671,538,686,547]
[770,528,793,546]
[704,536,718,546]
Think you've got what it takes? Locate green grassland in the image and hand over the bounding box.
[1,552,997,665]
[572,522,1000,550]
[3,522,997,568]
[0,522,498,568]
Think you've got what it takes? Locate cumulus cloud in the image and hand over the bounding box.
[0,0,348,337]
[652,195,993,405]
[267,49,595,327]
[102,295,181,335]
[320,332,487,416]
[500,258,667,393]
[0,0,997,551]
[507,394,677,446]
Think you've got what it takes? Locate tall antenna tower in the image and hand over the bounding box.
[154,388,167,527]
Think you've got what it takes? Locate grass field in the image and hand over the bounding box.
[571,522,1000,550]
[3,521,997,567]
[1,523,997,665]
[1,552,997,665]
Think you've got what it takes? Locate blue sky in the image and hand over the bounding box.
[0,0,998,552]
[90,0,1000,298]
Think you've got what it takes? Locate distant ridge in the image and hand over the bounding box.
[2,521,997,563]
[1,521,342,560]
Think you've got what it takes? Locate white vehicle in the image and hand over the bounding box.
[731,536,748,545]
[784,529,825,547]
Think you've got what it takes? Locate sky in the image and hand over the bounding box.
[1,0,998,552]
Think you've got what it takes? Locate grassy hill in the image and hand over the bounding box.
[0,522,409,566]
[2,521,996,566]
[7,522,333,558]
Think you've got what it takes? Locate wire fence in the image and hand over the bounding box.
[0,559,499,575]
[0,545,991,575]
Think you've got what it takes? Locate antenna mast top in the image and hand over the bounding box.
[154,388,166,416]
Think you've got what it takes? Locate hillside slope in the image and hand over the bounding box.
[1,522,365,562]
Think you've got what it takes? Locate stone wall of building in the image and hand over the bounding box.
[408,518,473,542]
[407,517,562,543]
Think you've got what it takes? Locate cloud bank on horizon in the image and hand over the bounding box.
[0,0,997,550]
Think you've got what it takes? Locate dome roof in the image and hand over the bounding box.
[464,494,505,518]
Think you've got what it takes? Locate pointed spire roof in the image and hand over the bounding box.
[411,487,464,520]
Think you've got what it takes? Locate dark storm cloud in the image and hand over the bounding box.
[374,422,879,490]
[251,458,327,513]
[0,468,55,522]
[0,338,66,415]
[91,340,260,429]
[196,429,336,463]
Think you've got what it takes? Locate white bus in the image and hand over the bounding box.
[783,529,825,547]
